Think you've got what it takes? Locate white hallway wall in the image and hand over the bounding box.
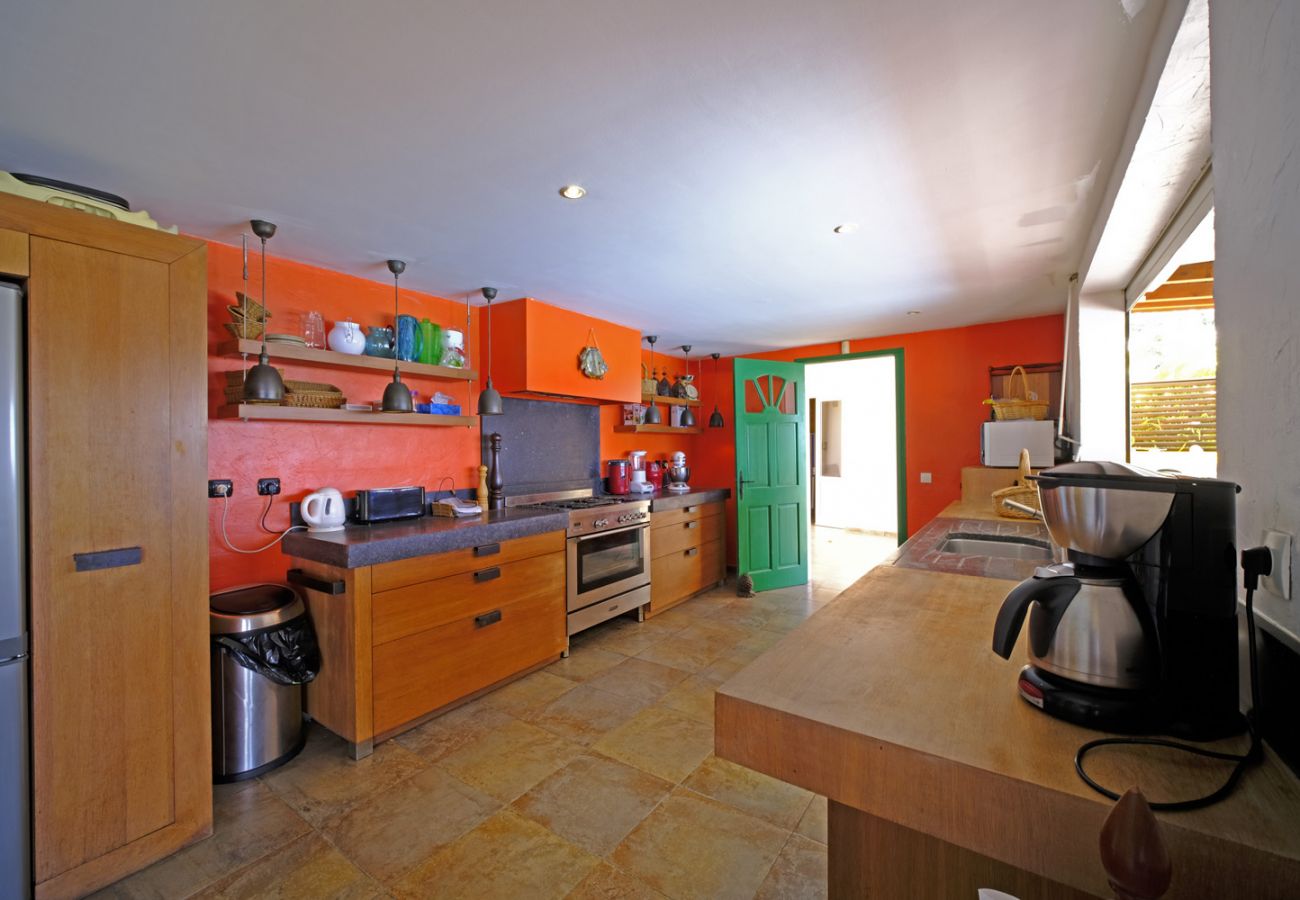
[808,356,898,534]
[1212,0,1300,641]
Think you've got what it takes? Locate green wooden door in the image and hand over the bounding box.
[734,358,808,591]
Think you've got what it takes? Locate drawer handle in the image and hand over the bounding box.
[287,568,346,595]
[685,521,699,529]
[73,547,141,572]
[473,542,500,557]
[475,609,503,628]
[685,505,698,513]
[474,566,501,583]
[685,547,699,557]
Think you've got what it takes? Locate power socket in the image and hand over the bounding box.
[1262,530,1292,600]
[257,478,281,496]
[208,479,233,498]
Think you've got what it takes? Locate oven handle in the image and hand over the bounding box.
[571,522,649,542]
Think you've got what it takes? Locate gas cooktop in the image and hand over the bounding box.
[511,490,650,536]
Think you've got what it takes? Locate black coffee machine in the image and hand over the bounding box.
[992,462,1243,740]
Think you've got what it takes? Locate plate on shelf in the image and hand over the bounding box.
[266,333,307,345]
[343,403,373,411]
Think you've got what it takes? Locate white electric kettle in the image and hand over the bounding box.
[301,487,347,533]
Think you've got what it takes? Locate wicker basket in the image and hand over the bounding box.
[224,321,265,341]
[992,449,1041,519]
[284,390,346,409]
[984,365,1050,421]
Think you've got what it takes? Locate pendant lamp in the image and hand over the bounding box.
[381,259,415,412]
[477,286,503,416]
[644,336,662,424]
[242,219,286,403]
[708,353,725,428]
[678,345,696,427]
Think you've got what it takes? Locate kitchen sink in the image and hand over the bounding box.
[937,533,1053,561]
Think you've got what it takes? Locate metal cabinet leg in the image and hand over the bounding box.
[348,739,373,761]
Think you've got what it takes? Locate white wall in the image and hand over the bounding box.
[808,356,898,534]
[1076,290,1129,461]
[1211,0,1300,641]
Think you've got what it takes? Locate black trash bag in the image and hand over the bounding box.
[216,617,321,686]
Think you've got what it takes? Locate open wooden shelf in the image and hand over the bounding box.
[222,338,478,381]
[219,404,477,427]
[641,394,700,407]
[614,423,703,435]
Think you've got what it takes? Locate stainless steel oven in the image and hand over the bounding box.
[567,523,650,611]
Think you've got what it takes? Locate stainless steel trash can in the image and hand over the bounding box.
[210,584,310,782]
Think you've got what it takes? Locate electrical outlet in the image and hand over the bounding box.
[208,479,233,498]
[257,477,281,496]
[1262,530,1292,600]
[919,472,932,484]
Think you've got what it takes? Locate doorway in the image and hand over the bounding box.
[801,350,906,587]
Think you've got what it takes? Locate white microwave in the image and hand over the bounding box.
[981,420,1056,467]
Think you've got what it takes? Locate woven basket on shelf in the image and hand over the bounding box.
[983,365,1050,421]
[223,321,265,340]
[284,390,346,409]
[992,449,1041,519]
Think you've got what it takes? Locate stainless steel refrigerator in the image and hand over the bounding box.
[0,280,30,897]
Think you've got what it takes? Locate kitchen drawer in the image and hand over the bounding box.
[372,551,564,646]
[652,512,724,560]
[650,537,724,613]
[372,587,566,735]
[372,529,564,592]
[651,500,722,531]
[568,584,649,636]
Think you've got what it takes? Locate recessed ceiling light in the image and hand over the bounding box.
[833,223,859,235]
[559,184,587,200]
[906,310,922,316]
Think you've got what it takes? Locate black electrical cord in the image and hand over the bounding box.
[1073,546,1272,811]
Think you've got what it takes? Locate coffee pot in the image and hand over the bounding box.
[991,461,1242,739]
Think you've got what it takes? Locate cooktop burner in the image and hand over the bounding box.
[538,497,627,510]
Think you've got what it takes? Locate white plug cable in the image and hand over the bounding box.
[220,493,304,554]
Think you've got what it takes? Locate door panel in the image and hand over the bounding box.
[29,239,178,878]
[735,359,808,591]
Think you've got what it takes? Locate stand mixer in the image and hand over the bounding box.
[665,451,690,493]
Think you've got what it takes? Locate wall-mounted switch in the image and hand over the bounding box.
[919,472,932,484]
[1262,530,1292,600]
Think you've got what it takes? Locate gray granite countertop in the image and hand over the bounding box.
[887,515,1054,581]
[281,506,570,569]
[647,487,731,512]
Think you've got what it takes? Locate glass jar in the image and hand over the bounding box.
[363,325,395,358]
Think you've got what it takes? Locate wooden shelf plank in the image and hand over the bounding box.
[222,338,478,381]
[641,394,701,407]
[219,404,477,427]
[613,423,703,435]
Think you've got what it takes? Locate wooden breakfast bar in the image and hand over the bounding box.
[714,564,1300,898]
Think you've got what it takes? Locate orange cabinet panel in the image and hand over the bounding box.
[488,297,641,403]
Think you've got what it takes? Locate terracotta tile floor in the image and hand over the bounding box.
[96,539,884,900]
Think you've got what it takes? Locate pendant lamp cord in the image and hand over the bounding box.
[1073,547,1271,811]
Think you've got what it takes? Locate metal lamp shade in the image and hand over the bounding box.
[708,406,724,428]
[644,401,662,425]
[478,377,504,416]
[381,370,414,412]
[679,405,696,427]
[243,347,284,402]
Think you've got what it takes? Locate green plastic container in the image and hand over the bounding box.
[418,319,441,365]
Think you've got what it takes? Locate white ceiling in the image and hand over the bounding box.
[0,0,1164,354]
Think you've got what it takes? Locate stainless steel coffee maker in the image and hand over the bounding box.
[992,461,1243,739]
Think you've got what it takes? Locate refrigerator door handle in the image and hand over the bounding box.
[0,634,26,664]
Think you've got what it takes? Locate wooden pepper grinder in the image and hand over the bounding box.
[487,433,505,510]
[476,464,490,509]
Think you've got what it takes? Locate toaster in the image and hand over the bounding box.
[354,486,427,524]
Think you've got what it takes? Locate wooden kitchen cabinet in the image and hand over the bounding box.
[648,501,726,617]
[0,194,211,899]
[291,529,566,755]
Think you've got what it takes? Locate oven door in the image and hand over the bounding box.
[567,524,650,611]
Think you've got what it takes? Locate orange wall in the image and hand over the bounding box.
[206,241,485,591]
[690,314,1065,564]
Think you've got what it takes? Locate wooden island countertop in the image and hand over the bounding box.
[715,563,1300,898]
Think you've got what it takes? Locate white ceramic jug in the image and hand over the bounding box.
[301,487,347,532]
[328,319,366,355]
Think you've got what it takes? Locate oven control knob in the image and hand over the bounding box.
[594,518,608,528]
